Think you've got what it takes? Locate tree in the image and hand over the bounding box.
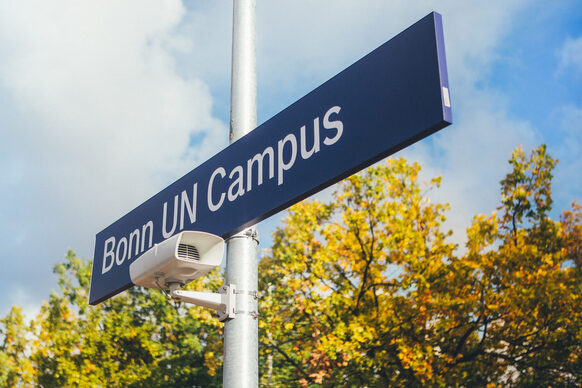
[456,145,582,385]
[259,158,456,386]
[1,145,579,387]
[1,250,224,387]
[258,146,582,386]
[0,306,35,386]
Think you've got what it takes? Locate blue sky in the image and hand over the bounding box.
[0,0,581,318]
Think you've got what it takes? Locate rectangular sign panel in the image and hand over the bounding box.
[90,12,452,305]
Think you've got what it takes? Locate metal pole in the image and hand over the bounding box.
[224,1,258,387]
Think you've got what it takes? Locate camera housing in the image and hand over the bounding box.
[129,231,224,290]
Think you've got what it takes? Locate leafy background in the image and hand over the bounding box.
[2,145,580,386]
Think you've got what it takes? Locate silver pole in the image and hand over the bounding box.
[224,1,258,387]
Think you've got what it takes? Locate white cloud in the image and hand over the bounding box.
[178,2,232,88]
[254,0,528,115]
[550,104,582,209]
[558,35,582,73]
[0,0,227,315]
[402,87,539,251]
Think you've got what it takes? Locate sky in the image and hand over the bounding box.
[0,0,581,318]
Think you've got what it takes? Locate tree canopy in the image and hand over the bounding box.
[0,251,224,387]
[1,145,580,387]
[258,145,581,386]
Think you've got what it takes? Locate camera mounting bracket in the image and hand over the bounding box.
[169,283,236,322]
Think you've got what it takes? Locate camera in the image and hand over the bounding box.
[129,231,224,290]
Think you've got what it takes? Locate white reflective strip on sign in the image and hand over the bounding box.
[442,86,451,108]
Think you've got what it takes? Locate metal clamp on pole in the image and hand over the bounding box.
[170,283,237,322]
[235,288,259,299]
[227,228,260,245]
[233,288,259,319]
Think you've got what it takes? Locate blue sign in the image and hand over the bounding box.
[90,12,452,305]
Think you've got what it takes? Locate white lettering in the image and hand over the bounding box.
[115,237,128,265]
[277,133,297,185]
[208,167,226,212]
[247,147,274,192]
[228,165,245,202]
[180,183,198,230]
[323,106,343,146]
[128,229,140,260]
[300,117,320,159]
[101,220,153,275]
[162,195,178,238]
[141,221,153,251]
[100,105,344,277]
[102,237,116,274]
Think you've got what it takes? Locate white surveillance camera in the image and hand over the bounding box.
[129,231,224,290]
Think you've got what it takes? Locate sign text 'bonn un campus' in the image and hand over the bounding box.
[89,12,452,305]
